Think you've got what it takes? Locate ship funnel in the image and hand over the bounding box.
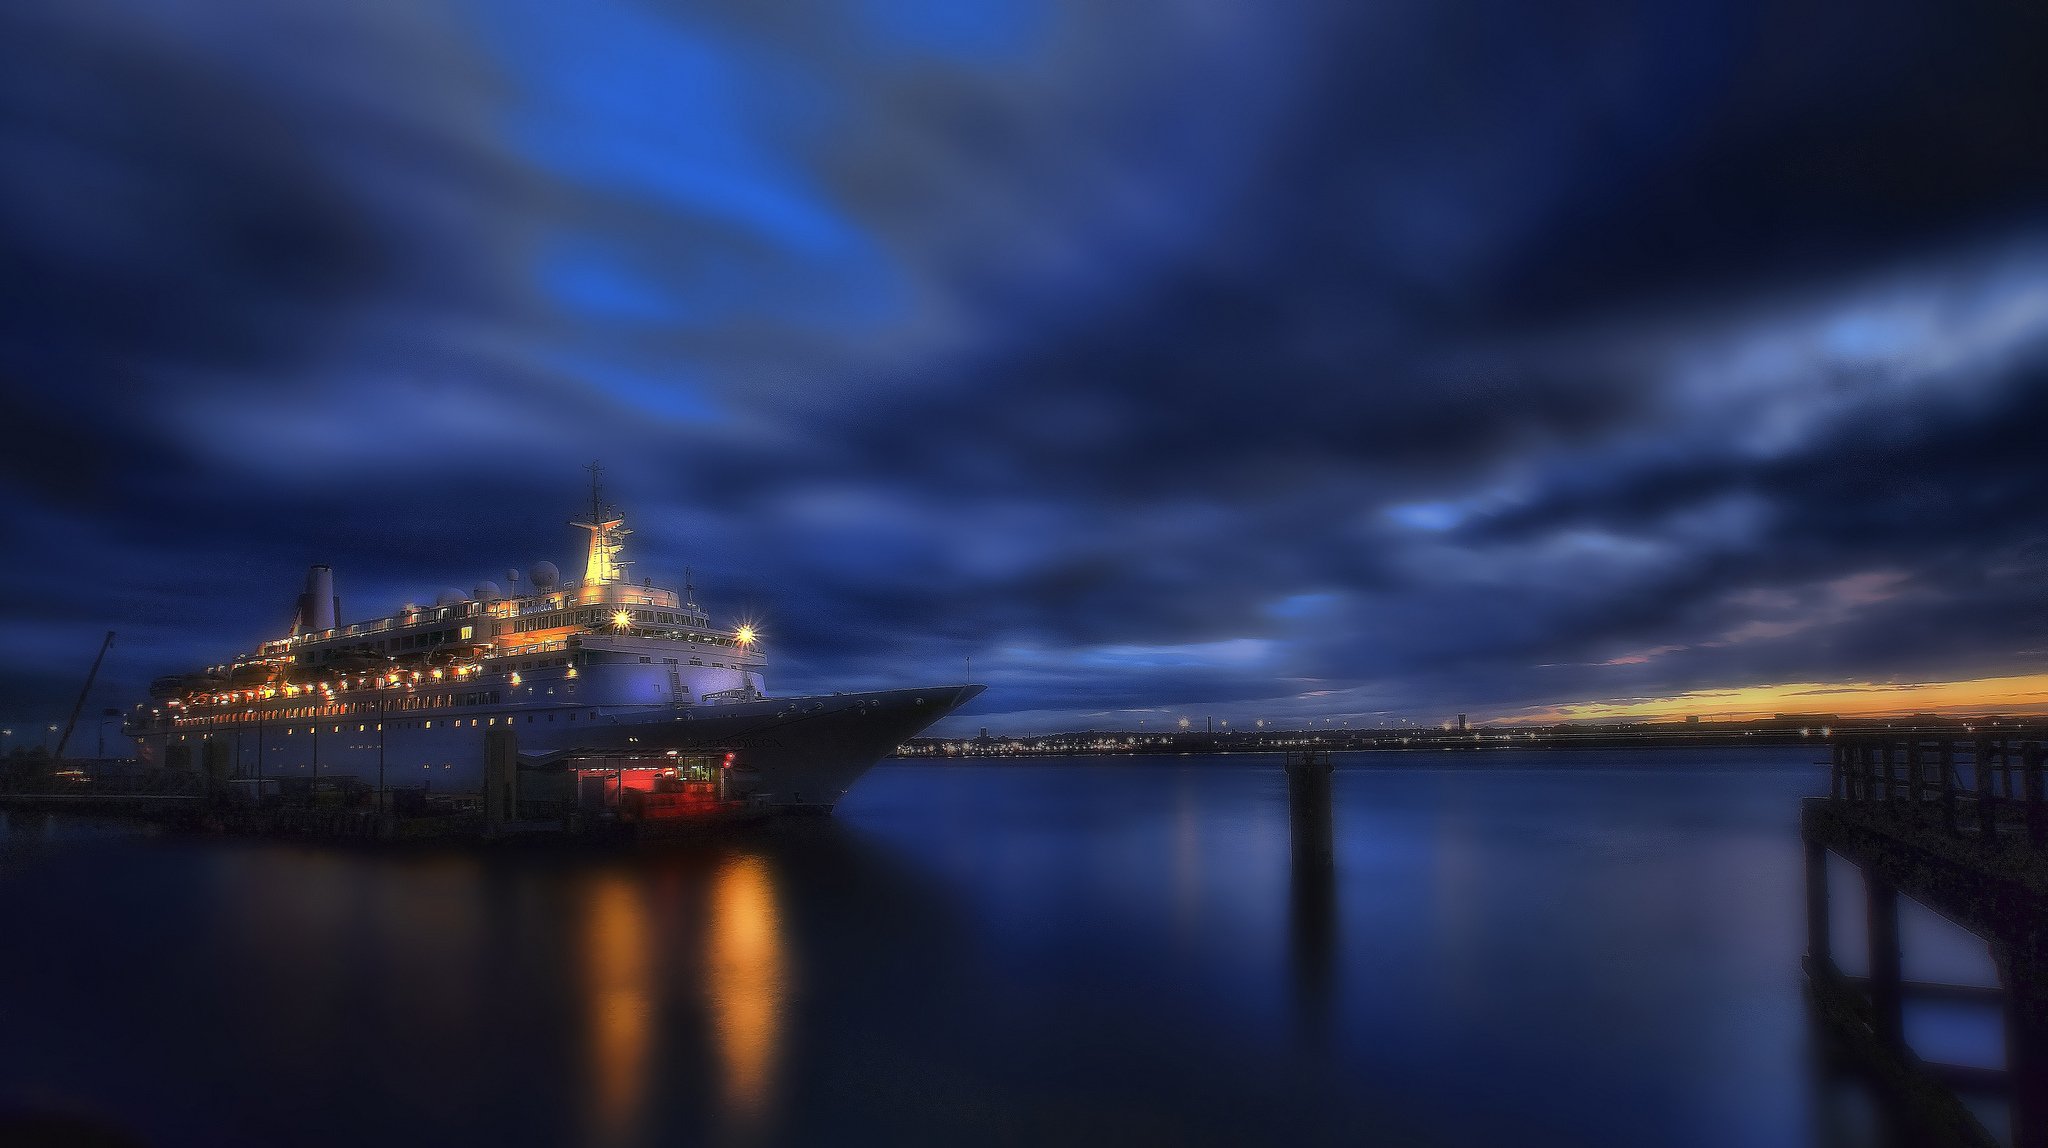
[294,564,338,635]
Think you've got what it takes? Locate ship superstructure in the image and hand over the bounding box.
[126,473,982,808]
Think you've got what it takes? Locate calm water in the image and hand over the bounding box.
[0,750,2009,1146]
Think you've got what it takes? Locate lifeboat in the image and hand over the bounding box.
[228,662,281,687]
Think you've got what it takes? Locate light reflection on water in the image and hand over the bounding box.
[577,853,790,1146]
[584,875,651,1148]
[707,854,786,1130]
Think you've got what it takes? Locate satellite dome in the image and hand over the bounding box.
[436,587,468,607]
[474,580,502,601]
[530,561,560,590]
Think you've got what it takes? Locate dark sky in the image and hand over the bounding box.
[3,0,2047,735]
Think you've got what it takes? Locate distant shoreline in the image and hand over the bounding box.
[897,717,2044,760]
[890,742,1825,762]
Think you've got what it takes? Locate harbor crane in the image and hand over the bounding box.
[55,630,115,760]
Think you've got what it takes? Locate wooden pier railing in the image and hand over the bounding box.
[1806,731,2048,1148]
[1825,733,2048,848]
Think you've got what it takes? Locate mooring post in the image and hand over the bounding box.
[1285,749,1335,873]
[1804,838,1832,973]
[1867,873,1904,1051]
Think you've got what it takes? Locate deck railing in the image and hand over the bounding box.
[1826,733,2048,850]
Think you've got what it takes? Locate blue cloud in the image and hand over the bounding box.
[3,0,2048,735]
[857,0,1044,61]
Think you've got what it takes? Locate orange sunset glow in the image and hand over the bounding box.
[1507,671,2048,725]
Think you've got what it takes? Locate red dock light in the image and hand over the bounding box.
[722,753,735,768]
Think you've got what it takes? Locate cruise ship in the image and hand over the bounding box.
[125,479,984,810]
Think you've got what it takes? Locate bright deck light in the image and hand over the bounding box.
[735,624,756,646]
[612,609,633,630]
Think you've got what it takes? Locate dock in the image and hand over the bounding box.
[0,730,770,845]
[1804,731,2048,1147]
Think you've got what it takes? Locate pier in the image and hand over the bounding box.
[1804,731,2048,1147]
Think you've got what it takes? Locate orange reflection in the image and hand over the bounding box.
[584,874,651,1148]
[707,854,786,1126]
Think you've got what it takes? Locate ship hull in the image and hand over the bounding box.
[135,683,983,811]
[527,684,986,808]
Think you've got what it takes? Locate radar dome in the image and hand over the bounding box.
[530,561,560,590]
[474,580,502,601]
[436,587,468,607]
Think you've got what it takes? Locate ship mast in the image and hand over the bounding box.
[569,460,632,586]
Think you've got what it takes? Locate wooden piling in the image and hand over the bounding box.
[1865,873,1903,1052]
[2007,943,2048,1148]
[1939,741,1958,836]
[2026,743,2046,850]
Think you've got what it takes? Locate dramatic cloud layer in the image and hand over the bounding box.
[3,0,2046,733]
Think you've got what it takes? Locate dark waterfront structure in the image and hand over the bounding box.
[1803,731,2048,1146]
[1284,747,1335,872]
